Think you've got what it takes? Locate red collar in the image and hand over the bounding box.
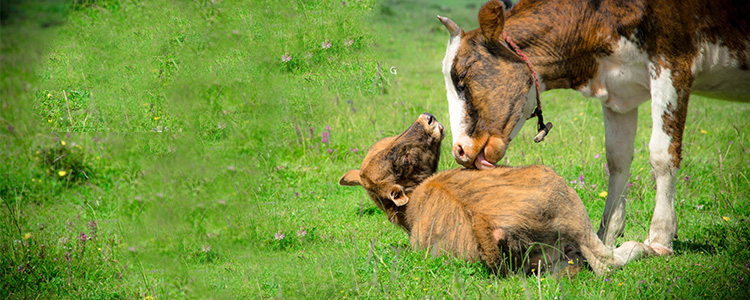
[502,32,552,143]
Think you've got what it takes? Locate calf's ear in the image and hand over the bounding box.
[339,170,362,186]
[388,185,409,206]
[478,0,506,43]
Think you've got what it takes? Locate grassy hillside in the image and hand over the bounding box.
[2,0,748,298]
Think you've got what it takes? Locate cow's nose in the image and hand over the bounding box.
[452,142,470,164]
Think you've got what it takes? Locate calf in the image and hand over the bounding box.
[339,113,654,276]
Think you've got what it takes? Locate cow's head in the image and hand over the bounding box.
[439,0,537,169]
[339,113,444,214]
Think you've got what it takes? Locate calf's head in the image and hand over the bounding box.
[339,113,444,222]
[439,0,536,170]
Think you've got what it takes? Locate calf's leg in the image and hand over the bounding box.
[472,217,509,276]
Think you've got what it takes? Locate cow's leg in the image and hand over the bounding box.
[597,105,638,247]
[645,64,691,255]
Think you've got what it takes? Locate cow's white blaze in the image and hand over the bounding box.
[442,33,466,147]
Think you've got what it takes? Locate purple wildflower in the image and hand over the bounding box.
[88,221,97,239]
[321,40,332,49]
[605,278,610,282]
[729,141,733,145]
[274,232,285,240]
[595,153,600,159]
[325,125,331,131]
[578,174,585,187]
[321,131,330,143]
[281,53,292,62]
[294,192,299,197]
[297,229,307,237]
[79,232,88,242]
[627,181,633,189]
[327,148,333,154]
[684,175,691,183]
[351,147,358,154]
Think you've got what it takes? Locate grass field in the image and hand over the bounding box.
[2,0,748,299]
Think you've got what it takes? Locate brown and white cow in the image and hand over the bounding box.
[339,113,654,276]
[438,0,750,255]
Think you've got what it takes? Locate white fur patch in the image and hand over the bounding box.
[588,37,651,114]
[442,33,465,146]
[691,41,750,101]
[508,82,540,140]
[649,64,676,171]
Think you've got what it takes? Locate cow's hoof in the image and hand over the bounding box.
[648,242,673,256]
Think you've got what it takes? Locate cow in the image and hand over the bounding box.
[438,0,750,256]
[339,113,654,276]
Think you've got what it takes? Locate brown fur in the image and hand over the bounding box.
[340,114,654,276]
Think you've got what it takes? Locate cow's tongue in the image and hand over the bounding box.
[475,149,496,170]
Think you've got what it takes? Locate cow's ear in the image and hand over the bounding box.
[339,170,362,186]
[388,185,409,206]
[478,0,506,43]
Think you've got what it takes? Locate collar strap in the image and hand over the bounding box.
[501,32,553,143]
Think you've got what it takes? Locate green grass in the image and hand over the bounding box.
[2,0,748,298]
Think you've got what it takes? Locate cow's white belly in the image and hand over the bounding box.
[581,37,652,114]
[691,42,750,102]
[580,38,750,110]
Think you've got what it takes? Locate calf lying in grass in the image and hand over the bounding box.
[339,113,654,276]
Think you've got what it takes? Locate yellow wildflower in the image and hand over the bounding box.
[60,140,66,146]
[700,129,707,134]
[46,93,52,98]
[58,170,67,177]
[23,233,31,240]
[722,216,730,221]
[599,191,608,198]
[154,116,161,120]
[48,119,53,123]
[573,117,578,121]
[579,112,584,116]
